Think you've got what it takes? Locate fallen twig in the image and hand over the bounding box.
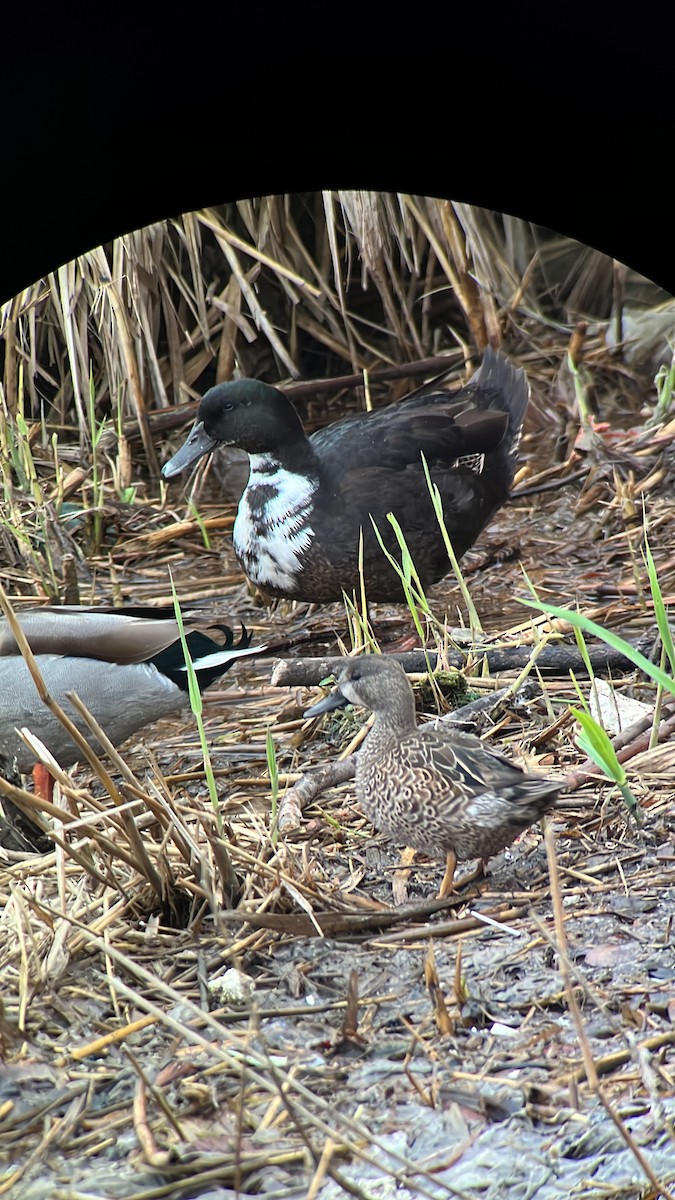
[271,636,658,688]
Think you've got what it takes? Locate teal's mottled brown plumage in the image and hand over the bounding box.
[306,657,561,894]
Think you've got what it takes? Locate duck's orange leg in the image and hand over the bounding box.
[392,845,417,904]
[438,849,457,898]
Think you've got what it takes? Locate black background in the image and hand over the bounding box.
[2,16,671,303]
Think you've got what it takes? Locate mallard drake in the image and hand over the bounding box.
[0,606,266,785]
[161,348,529,603]
[305,656,561,895]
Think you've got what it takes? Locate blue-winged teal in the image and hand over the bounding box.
[162,347,529,603]
[306,656,561,895]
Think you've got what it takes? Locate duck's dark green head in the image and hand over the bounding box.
[162,379,305,478]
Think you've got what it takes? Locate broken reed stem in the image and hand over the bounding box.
[544,817,599,1090]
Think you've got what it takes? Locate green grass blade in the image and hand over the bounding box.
[169,576,227,841]
[519,598,675,697]
[420,453,483,635]
[642,535,675,675]
[570,706,642,822]
[189,500,211,550]
[570,707,625,782]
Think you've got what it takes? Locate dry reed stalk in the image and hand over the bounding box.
[2,192,669,472]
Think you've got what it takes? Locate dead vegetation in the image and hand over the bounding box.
[0,193,674,1200]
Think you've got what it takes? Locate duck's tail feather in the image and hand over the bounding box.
[470,346,530,447]
[151,624,266,692]
[157,624,315,694]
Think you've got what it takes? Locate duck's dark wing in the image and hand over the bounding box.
[417,727,561,807]
[310,347,528,474]
[306,445,515,593]
[313,406,509,473]
[396,346,529,429]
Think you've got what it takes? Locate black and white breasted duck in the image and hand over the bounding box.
[162,348,529,603]
[305,656,561,895]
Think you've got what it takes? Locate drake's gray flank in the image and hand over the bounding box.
[306,656,561,895]
[0,606,266,776]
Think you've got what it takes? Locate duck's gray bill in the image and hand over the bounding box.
[304,690,349,718]
[162,420,218,479]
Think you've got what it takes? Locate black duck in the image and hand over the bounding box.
[162,348,529,603]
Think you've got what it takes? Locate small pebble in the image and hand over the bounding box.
[208,968,255,1006]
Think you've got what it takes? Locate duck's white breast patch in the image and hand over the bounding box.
[233,455,317,590]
